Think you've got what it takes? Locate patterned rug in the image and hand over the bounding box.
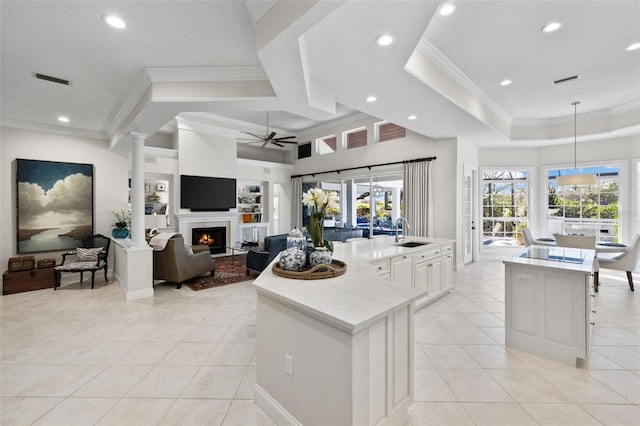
[184,253,256,291]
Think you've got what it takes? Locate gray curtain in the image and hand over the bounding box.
[403,160,434,237]
[291,177,303,230]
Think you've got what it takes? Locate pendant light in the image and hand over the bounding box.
[556,101,597,186]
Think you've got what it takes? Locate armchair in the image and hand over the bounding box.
[246,233,288,275]
[152,234,216,289]
[54,234,110,290]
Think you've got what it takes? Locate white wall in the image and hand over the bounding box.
[0,126,129,271]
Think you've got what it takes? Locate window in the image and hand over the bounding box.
[345,128,367,150]
[482,170,529,246]
[317,135,336,155]
[377,122,406,142]
[547,165,620,242]
[297,142,311,159]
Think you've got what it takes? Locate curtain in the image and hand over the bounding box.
[291,177,303,230]
[403,160,434,237]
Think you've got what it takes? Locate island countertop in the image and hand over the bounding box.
[252,235,455,333]
[503,245,596,274]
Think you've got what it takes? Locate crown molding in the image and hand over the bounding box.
[146,66,268,83]
[512,101,640,128]
[105,70,152,139]
[416,37,512,126]
[237,157,294,170]
[1,118,107,140]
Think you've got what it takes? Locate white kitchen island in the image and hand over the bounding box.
[253,236,454,426]
[504,245,597,367]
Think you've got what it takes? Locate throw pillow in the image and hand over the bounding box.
[75,247,103,262]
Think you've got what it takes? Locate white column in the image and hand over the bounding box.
[130,132,147,246]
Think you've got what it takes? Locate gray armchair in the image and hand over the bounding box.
[152,234,215,289]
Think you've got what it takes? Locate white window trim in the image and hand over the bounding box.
[479,167,536,254]
[541,159,628,242]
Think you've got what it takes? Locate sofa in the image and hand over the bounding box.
[245,233,288,275]
[152,234,216,289]
[323,227,364,242]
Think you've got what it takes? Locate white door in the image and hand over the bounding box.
[463,164,475,264]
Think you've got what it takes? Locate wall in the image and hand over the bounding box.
[0,126,129,274]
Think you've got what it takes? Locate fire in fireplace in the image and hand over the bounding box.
[191,227,226,254]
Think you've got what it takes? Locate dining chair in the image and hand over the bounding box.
[555,234,601,292]
[596,234,639,292]
[555,235,596,249]
[521,228,536,247]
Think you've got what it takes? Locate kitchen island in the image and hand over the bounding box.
[253,236,454,426]
[504,245,597,367]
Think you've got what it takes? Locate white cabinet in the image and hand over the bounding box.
[382,242,454,309]
[505,261,594,366]
[390,254,412,286]
[371,259,390,282]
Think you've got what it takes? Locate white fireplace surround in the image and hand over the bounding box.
[175,212,238,254]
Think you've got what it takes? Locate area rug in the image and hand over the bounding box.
[185,253,256,291]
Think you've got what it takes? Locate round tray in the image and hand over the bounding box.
[272,259,347,280]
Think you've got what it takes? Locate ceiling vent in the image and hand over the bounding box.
[33,72,70,86]
[552,75,580,85]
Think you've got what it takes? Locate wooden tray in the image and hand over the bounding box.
[272,259,347,280]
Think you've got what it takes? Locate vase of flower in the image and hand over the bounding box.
[309,246,332,267]
[112,208,130,239]
[112,227,129,239]
[302,187,337,254]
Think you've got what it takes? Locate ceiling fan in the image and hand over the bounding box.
[237,111,299,148]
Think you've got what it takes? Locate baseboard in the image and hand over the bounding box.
[254,384,301,426]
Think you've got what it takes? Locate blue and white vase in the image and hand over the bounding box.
[286,228,306,250]
[309,247,332,267]
[279,248,307,272]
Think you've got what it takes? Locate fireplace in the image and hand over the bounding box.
[192,227,226,255]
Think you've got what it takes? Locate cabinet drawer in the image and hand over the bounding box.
[414,248,441,263]
[371,259,390,275]
[443,244,453,255]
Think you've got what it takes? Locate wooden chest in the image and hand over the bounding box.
[2,268,55,295]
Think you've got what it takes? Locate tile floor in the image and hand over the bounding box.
[1,261,638,425]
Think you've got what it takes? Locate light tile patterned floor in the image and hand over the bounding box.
[1,262,638,425]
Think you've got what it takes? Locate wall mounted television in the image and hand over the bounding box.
[180,175,237,211]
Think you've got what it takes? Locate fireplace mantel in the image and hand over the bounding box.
[175,211,239,253]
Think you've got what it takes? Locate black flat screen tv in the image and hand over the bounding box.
[180,175,237,211]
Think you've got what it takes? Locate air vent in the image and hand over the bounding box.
[552,75,580,85]
[33,72,70,86]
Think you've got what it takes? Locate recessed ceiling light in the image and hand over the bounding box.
[103,14,126,29]
[57,116,70,123]
[439,3,456,16]
[625,42,640,51]
[375,34,393,46]
[408,115,417,120]
[366,96,377,103]
[500,79,513,86]
[541,21,562,33]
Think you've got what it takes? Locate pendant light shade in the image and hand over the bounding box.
[556,101,597,187]
[556,173,597,186]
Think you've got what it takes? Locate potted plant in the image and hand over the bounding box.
[112,209,130,238]
[303,188,338,266]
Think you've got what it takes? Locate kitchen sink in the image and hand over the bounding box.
[395,241,430,248]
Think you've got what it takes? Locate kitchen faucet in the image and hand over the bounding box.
[395,217,411,243]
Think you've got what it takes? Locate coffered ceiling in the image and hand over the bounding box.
[1,1,639,151]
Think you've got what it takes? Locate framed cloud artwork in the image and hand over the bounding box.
[16,159,94,253]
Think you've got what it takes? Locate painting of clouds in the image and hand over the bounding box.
[17,159,93,253]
